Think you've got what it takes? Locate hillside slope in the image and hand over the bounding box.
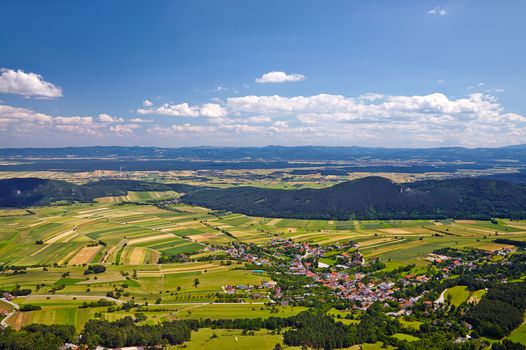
[0,178,198,207]
[182,176,526,220]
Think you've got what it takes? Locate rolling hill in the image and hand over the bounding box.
[182,176,526,220]
[0,178,198,207]
[2,176,526,220]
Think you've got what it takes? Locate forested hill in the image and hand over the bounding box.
[3,176,526,220]
[0,178,199,207]
[182,176,526,220]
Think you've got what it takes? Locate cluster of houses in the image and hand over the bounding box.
[226,244,270,266]
[427,247,513,275]
[223,239,419,309]
[222,280,277,295]
[222,239,490,311]
[312,270,398,309]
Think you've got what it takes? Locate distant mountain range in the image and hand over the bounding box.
[0,145,525,173]
[1,145,526,162]
[182,176,526,220]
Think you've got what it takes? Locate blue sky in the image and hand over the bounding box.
[0,0,525,147]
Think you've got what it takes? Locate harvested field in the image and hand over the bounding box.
[46,228,77,244]
[378,228,412,234]
[68,246,101,265]
[127,233,175,245]
[128,247,147,265]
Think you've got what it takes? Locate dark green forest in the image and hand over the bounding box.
[183,176,526,220]
[0,178,198,207]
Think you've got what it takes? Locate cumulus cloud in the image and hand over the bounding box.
[246,116,272,124]
[147,124,211,136]
[3,90,526,147]
[199,103,227,118]
[255,71,305,84]
[0,68,63,98]
[98,113,124,123]
[0,104,53,124]
[428,7,447,16]
[137,102,226,118]
[142,99,153,107]
[110,124,140,134]
[225,93,506,124]
[0,104,139,138]
[129,117,153,123]
[138,92,526,147]
[54,116,94,126]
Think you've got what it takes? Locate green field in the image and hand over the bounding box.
[445,286,471,306]
[508,317,526,345]
[392,333,420,342]
[1,189,526,340]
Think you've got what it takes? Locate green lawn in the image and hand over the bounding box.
[446,286,471,306]
[508,317,526,345]
[392,333,420,342]
[175,328,284,350]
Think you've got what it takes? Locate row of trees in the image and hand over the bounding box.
[0,324,74,350]
[81,317,197,348]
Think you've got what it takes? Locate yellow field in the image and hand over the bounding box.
[68,246,101,265]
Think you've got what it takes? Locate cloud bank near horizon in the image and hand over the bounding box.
[1,90,525,148]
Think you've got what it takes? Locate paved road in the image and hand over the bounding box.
[16,294,269,306]
[435,288,448,304]
[0,297,19,328]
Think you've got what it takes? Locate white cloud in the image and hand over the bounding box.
[199,103,227,118]
[110,124,140,134]
[3,90,526,147]
[98,113,124,123]
[269,121,289,133]
[137,102,226,118]
[428,7,447,16]
[0,68,63,98]
[255,71,305,84]
[129,117,153,123]
[54,116,94,126]
[246,116,272,124]
[171,124,210,133]
[219,124,263,134]
[147,124,211,135]
[0,104,139,137]
[142,99,153,107]
[0,104,53,124]
[138,102,198,117]
[132,91,526,147]
[225,93,505,124]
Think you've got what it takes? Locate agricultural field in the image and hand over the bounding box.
[1,187,526,348]
[173,328,286,350]
[509,319,526,345]
[2,197,524,268]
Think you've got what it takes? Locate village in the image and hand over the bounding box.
[222,238,516,316]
